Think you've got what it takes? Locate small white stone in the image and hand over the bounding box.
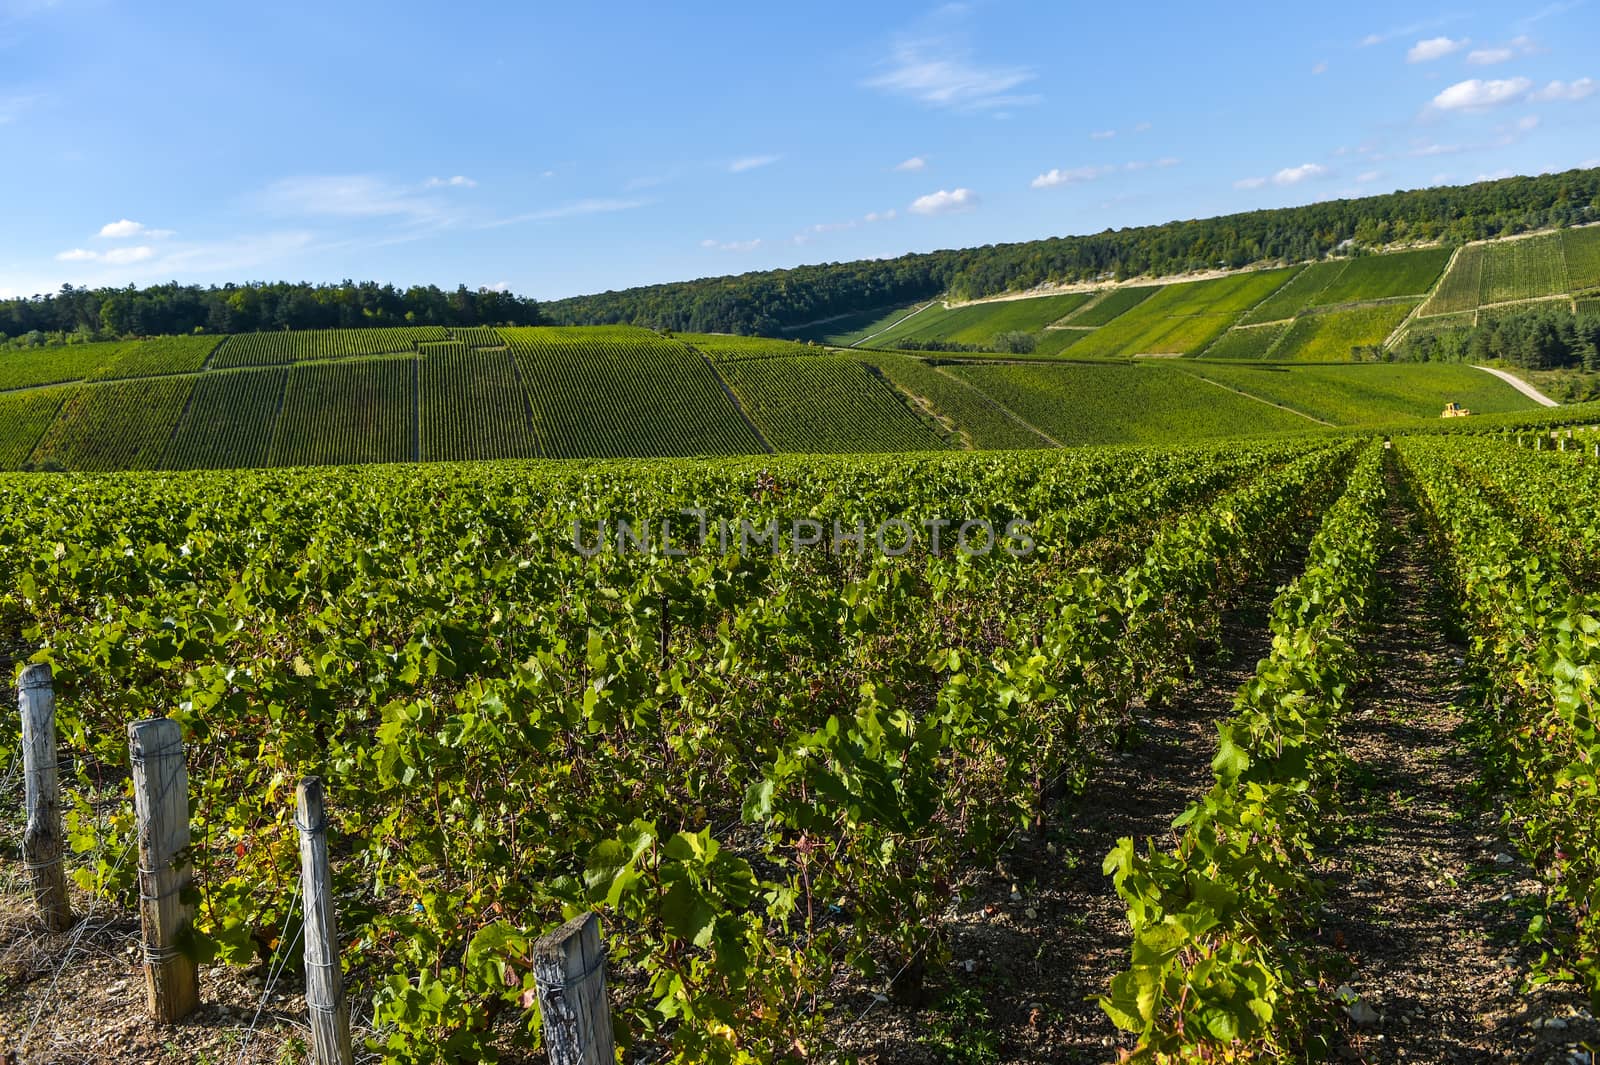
[1024,907,1038,920]
[1494,852,1516,865]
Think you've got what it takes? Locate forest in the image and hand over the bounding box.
[1394,305,1600,370]
[542,168,1600,335]
[0,281,542,345]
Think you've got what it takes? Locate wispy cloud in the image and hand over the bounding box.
[423,175,477,189]
[1275,162,1327,185]
[97,219,173,239]
[1467,36,1538,65]
[894,156,927,171]
[1408,36,1470,63]
[1312,61,1329,75]
[1428,77,1535,111]
[1090,129,1116,140]
[1236,163,1329,190]
[261,175,454,223]
[729,154,782,173]
[56,245,155,265]
[700,238,762,252]
[0,93,40,124]
[1360,16,1465,47]
[909,187,979,215]
[1032,165,1113,189]
[865,8,1037,113]
[1518,0,1585,30]
[483,198,647,228]
[1530,77,1596,101]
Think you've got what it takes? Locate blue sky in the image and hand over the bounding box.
[0,0,1595,302]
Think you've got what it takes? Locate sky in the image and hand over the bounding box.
[0,1,1596,302]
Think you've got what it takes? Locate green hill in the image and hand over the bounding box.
[0,231,1582,472]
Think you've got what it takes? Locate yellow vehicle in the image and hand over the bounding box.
[1441,402,1472,418]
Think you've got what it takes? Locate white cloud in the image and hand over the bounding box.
[1032,166,1111,189]
[1530,77,1596,101]
[1429,77,1534,111]
[865,11,1037,113]
[1274,162,1328,185]
[483,198,647,228]
[485,281,510,293]
[1234,176,1268,190]
[424,175,477,188]
[729,154,781,173]
[56,245,154,264]
[96,218,173,239]
[1090,129,1116,140]
[895,156,927,172]
[909,187,979,215]
[700,238,762,252]
[1468,36,1539,65]
[1476,168,1516,181]
[863,209,898,222]
[1133,121,1152,133]
[1312,61,1329,75]
[1408,36,1469,63]
[1518,114,1542,131]
[1157,156,1181,168]
[1356,170,1384,184]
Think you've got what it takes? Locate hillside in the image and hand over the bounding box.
[537,168,1600,334]
[0,312,1548,470]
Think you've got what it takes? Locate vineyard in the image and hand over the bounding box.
[503,327,763,459]
[715,355,948,452]
[7,423,1600,1062]
[212,328,451,369]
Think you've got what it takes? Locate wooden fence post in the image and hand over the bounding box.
[297,776,353,1065]
[19,664,71,931]
[128,717,199,1023]
[533,913,614,1065]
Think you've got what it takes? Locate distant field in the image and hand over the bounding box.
[1241,263,1335,324]
[32,376,195,471]
[786,302,929,346]
[89,335,219,380]
[1420,245,1485,317]
[165,368,287,469]
[1316,249,1450,305]
[1033,329,1091,356]
[0,387,70,467]
[0,343,126,391]
[1480,233,1569,306]
[679,333,827,360]
[1271,303,1418,362]
[1203,323,1288,360]
[213,327,449,368]
[269,356,416,467]
[718,356,947,452]
[1068,270,1296,357]
[1579,299,1600,316]
[1178,362,1536,424]
[419,346,539,461]
[861,352,1054,449]
[1071,286,1160,326]
[950,361,1311,444]
[861,293,1092,350]
[505,326,762,458]
[1563,227,1600,292]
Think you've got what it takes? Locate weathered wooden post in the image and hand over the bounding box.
[19,664,71,931]
[297,776,353,1065]
[128,717,199,1022]
[533,913,615,1065]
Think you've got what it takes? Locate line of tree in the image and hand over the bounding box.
[1394,305,1600,370]
[542,168,1600,336]
[0,281,542,344]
